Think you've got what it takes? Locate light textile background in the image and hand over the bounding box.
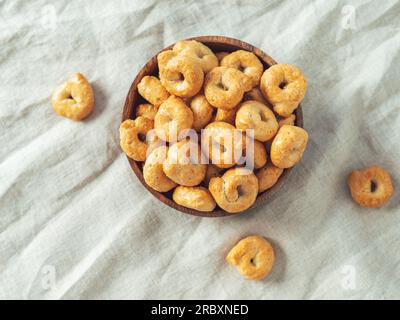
[0,0,399,299]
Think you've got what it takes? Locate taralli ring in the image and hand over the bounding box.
[158,50,204,98]
[226,235,275,280]
[347,166,394,208]
[189,94,214,131]
[173,40,218,73]
[154,95,194,142]
[202,122,244,169]
[235,100,279,142]
[163,139,207,186]
[270,125,308,169]
[51,72,94,121]
[221,50,263,88]
[137,75,169,107]
[257,163,284,193]
[143,146,177,192]
[172,186,216,212]
[204,67,252,110]
[120,117,158,162]
[209,167,258,213]
[260,64,307,117]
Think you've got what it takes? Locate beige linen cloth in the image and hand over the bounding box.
[0,0,399,299]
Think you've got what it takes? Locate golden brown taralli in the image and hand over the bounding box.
[209,168,258,213]
[347,166,394,208]
[163,139,207,186]
[158,50,204,98]
[154,95,194,142]
[173,186,216,212]
[52,72,94,121]
[226,235,275,280]
[137,75,170,107]
[235,100,278,142]
[204,66,252,110]
[257,163,284,193]
[260,64,307,117]
[270,125,308,169]
[143,146,177,192]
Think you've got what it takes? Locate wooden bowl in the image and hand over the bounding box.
[122,36,303,218]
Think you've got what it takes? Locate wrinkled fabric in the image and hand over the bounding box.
[0,0,399,300]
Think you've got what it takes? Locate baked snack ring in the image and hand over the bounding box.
[158,50,204,98]
[204,67,252,110]
[226,235,275,280]
[202,122,244,169]
[143,146,177,192]
[173,186,216,212]
[136,103,158,120]
[154,95,193,142]
[260,64,307,117]
[51,72,94,121]
[120,117,158,162]
[221,50,263,88]
[347,166,394,208]
[163,139,206,186]
[209,167,258,213]
[270,125,308,168]
[235,100,279,142]
[173,40,218,73]
[189,94,214,131]
[257,163,284,193]
[137,75,169,107]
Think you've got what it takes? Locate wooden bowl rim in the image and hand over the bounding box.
[122,35,304,218]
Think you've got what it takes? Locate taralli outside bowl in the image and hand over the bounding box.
[122,36,304,218]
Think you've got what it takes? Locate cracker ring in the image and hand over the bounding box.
[256,163,284,193]
[137,75,169,107]
[204,67,252,110]
[51,72,94,121]
[173,186,216,212]
[136,103,158,120]
[120,117,158,161]
[270,125,308,169]
[163,139,207,186]
[158,50,204,98]
[202,122,245,169]
[221,50,263,88]
[173,40,218,73]
[143,146,177,192]
[154,95,194,142]
[190,94,214,131]
[226,235,275,280]
[260,64,307,117]
[235,100,279,142]
[347,166,394,208]
[209,167,258,213]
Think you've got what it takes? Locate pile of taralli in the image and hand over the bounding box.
[120,39,309,214]
[51,39,394,282]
